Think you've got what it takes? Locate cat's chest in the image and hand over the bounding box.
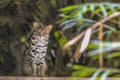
[29,34,48,56]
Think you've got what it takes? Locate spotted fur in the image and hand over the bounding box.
[22,22,53,76]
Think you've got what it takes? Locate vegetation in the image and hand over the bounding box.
[1,0,120,79]
[59,2,120,79]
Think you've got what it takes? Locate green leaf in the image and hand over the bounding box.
[20,37,26,43]
[20,37,29,46]
[113,74,120,77]
[103,24,116,31]
[60,19,77,27]
[54,31,67,47]
[77,23,92,33]
[57,17,68,24]
[71,70,82,77]
[91,69,102,80]
[87,47,112,57]
[99,4,108,17]
[77,13,83,25]
[90,4,95,12]
[79,70,94,77]
[59,14,69,18]
[91,7,103,18]
[50,0,57,8]
[70,77,79,80]
[88,43,98,49]
[87,41,120,57]
[59,5,78,12]
[72,65,98,77]
[108,5,115,12]
[106,52,120,59]
[73,65,82,70]
[101,70,109,80]
[54,31,59,38]
[83,5,87,13]
[63,22,77,30]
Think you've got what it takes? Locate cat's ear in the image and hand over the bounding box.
[33,22,43,30]
[45,25,53,34]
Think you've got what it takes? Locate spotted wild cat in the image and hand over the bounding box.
[22,22,53,76]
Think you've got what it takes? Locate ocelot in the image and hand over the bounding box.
[22,22,53,76]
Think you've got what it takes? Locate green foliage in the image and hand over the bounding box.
[72,65,97,77]
[60,2,120,19]
[87,41,120,57]
[106,52,120,59]
[20,37,29,46]
[50,0,57,8]
[54,31,68,47]
[59,2,120,30]
[58,2,120,78]
[72,65,120,79]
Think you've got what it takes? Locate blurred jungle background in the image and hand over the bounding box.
[1,0,120,79]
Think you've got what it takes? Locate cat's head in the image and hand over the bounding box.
[33,22,53,35]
